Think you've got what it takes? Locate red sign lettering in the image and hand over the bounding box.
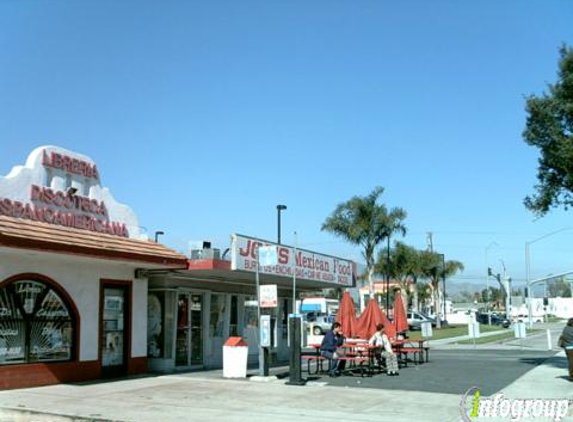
[42,150,99,180]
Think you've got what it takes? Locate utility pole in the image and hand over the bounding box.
[426,232,439,322]
[426,232,433,252]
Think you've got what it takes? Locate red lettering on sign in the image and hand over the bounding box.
[0,199,12,215]
[41,150,100,181]
[30,185,41,201]
[239,239,264,259]
[278,247,289,264]
[13,202,24,218]
[0,195,129,238]
[44,208,54,223]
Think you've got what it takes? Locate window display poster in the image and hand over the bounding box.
[102,332,123,366]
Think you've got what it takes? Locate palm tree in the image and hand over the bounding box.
[322,187,407,297]
[417,282,433,313]
[419,251,464,328]
[375,241,420,314]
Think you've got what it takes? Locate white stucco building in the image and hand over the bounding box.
[0,146,186,389]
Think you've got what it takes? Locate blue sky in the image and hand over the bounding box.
[1,1,572,290]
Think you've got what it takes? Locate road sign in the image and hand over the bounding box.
[468,322,480,339]
[260,315,271,347]
[421,321,433,338]
[514,322,527,339]
[258,245,278,266]
[259,284,278,308]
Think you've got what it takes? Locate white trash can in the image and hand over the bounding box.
[223,337,249,378]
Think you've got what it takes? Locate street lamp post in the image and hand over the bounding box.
[441,253,447,323]
[525,227,572,328]
[276,205,287,244]
[485,242,499,325]
[154,231,165,243]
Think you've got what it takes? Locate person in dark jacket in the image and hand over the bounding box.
[559,317,573,380]
[320,322,346,376]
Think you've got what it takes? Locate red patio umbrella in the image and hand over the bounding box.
[356,299,396,340]
[336,291,358,338]
[393,292,409,334]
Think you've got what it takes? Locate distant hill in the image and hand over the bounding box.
[446,282,484,302]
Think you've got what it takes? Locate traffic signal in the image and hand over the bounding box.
[488,267,493,276]
[543,297,549,306]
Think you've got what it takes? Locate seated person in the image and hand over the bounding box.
[368,323,399,376]
[320,321,346,376]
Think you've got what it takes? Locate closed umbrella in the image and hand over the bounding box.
[356,299,396,340]
[393,292,409,334]
[336,291,358,338]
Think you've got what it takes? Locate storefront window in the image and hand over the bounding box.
[0,279,74,365]
[229,296,238,336]
[282,298,289,338]
[243,297,258,329]
[147,293,164,358]
[209,294,226,338]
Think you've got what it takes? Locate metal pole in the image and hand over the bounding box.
[276,205,287,244]
[505,276,511,321]
[255,244,268,376]
[292,231,297,314]
[256,244,261,324]
[525,242,533,329]
[442,254,447,323]
[277,209,281,244]
[485,248,489,324]
[485,242,498,325]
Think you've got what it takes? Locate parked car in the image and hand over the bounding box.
[476,312,511,328]
[407,311,436,330]
[305,313,335,335]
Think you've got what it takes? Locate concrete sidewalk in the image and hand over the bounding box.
[0,351,570,422]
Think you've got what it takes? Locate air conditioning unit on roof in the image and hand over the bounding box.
[190,248,221,260]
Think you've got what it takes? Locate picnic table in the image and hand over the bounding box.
[305,344,326,374]
[392,338,429,366]
[304,337,430,376]
[304,341,374,376]
[337,342,379,377]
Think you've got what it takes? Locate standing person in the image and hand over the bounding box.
[320,322,346,377]
[558,318,573,380]
[369,323,399,376]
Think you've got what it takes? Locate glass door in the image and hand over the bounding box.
[190,294,203,366]
[175,294,189,366]
[229,295,239,337]
[175,293,203,367]
[101,287,127,377]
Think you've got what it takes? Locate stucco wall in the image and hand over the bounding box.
[0,247,147,361]
[0,145,144,239]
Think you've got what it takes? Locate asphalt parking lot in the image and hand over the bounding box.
[311,349,557,396]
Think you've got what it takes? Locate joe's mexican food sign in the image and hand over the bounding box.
[230,234,354,287]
